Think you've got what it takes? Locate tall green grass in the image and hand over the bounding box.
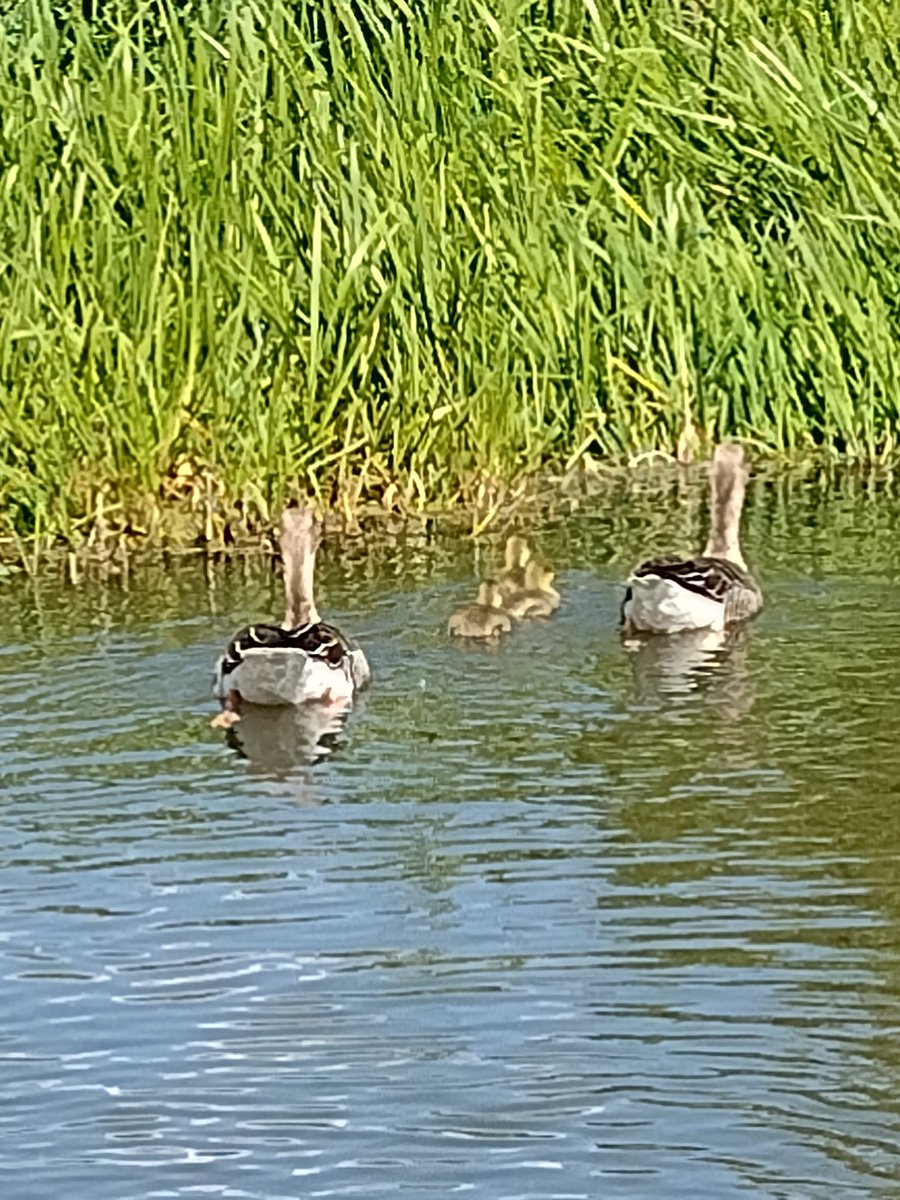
[2,0,900,541]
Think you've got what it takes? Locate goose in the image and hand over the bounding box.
[496,536,532,600]
[448,581,513,639]
[621,442,762,635]
[212,504,369,725]
[502,560,561,620]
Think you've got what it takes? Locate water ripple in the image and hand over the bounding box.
[1,516,900,1197]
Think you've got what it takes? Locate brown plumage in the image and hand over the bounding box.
[448,582,513,639]
[496,536,533,600]
[502,560,561,620]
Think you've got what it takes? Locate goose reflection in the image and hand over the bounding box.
[622,626,755,721]
[223,697,359,772]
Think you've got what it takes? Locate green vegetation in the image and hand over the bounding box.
[1,0,900,547]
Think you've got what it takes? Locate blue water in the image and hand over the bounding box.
[2,484,900,1198]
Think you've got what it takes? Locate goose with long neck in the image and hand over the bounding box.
[212,504,370,724]
[621,443,762,636]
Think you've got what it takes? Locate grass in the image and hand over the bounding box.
[2,0,900,548]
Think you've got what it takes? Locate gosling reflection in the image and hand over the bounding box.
[448,536,561,642]
[223,698,355,771]
[623,626,755,720]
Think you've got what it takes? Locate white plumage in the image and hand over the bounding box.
[214,628,368,708]
[624,573,727,635]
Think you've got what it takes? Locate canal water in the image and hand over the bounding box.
[2,470,899,1198]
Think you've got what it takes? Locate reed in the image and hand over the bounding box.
[1,0,899,545]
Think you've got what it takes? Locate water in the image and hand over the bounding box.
[2,472,900,1199]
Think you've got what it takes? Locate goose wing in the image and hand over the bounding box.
[218,620,352,684]
[631,555,753,604]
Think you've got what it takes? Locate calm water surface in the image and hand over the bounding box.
[2,475,900,1199]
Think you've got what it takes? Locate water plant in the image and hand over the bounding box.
[1,0,899,546]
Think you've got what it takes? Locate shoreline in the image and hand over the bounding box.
[2,450,895,575]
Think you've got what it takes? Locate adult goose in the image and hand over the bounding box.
[621,443,762,635]
[213,505,369,725]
